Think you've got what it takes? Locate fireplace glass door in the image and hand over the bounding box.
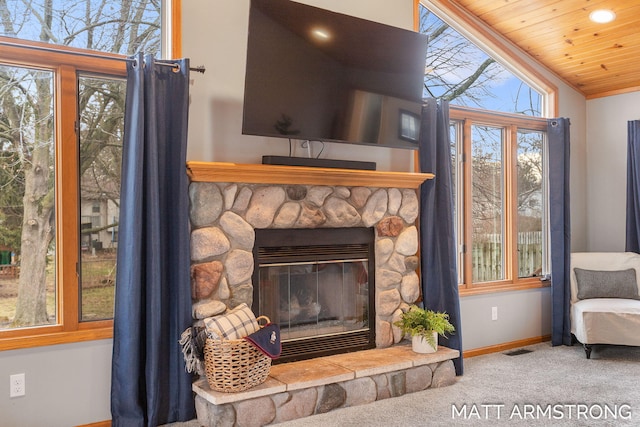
[258,258,369,341]
[253,227,376,362]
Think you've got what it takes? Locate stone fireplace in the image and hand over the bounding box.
[187,161,433,358]
[187,162,463,426]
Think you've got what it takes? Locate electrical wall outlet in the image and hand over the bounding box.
[9,373,25,398]
[491,306,498,321]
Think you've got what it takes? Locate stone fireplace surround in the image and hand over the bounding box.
[187,162,432,347]
[186,162,459,425]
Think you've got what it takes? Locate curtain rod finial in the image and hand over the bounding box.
[191,65,206,74]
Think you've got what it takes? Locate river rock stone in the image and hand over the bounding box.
[376,216,404,237]
[274,202,301,228]
[225,249,254,285]
[191,261,223,299]
[432,360,456,387]
[378,288,401,316]
[400,271,420,304]
[191,227,230,261]
[372,374,391,400]
[388,188,402,215]
[306,186,333,207]
[405,255,419,272]
[218,277,230,300]
[391,308,404,343]
[375,238,394,266]
[273,389,318,423]
[228,281,253,308]
[316,384,346,413]
[235,396,276,427]
[222,184,237,210]
[343,377,377,407]
[246,187,286,228]
[189,182,223,227]
[376,319,393,347]
[334,186,350,198]
[286,185,307,201]
[219,211,255,249]
[362,189,388,227]
[232,186,252,212]
[376,269,402,289]
[399,189,419,223]
[349,187,371,208]
[395,226,418,256]
[406,365,433,393]
[195,395,235,427]
[296,203,326,228]
[324,197,361,227]
[192,299,226,319]
[389,371,406,397]
[386,253,407,273]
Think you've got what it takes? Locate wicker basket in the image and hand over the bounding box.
[203,315,272,393]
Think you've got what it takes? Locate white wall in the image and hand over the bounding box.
[586,91,640,251]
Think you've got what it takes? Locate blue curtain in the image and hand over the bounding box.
[111,53,195,426]
[419,98,463,375]
[626,120,640,252]
[548,118,572,346]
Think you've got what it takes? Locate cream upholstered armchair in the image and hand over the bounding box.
[570,252,640,358]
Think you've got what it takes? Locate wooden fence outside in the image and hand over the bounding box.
[472,231,543,282]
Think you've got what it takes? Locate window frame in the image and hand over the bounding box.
[451,106,550,296]
[0,0,181,351]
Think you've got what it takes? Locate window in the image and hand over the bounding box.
[420,3,544,116]
[0,0,174,350]
[450,108,548,292]
[79,74,126,322]
[0,1,161,55]
[419,2,554,293]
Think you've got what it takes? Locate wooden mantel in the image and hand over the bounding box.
[186,161,433,189]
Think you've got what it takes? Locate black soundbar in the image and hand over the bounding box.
[261,155,376,171]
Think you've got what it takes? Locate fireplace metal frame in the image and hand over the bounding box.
[252,227,376,363]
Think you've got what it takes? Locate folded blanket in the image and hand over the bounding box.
[204,303,260,340]
[244,323,281,359]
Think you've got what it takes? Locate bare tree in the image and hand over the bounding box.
[420,6,540,116]
[0,0,160,326]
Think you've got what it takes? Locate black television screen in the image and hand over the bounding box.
[242,0,429,150]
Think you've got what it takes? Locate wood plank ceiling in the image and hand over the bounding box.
[451,0,640,99]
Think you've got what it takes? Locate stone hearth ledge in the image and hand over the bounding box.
[193,344,459,426]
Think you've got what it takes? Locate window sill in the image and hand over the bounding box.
[459,278,550,297]
[0,323,113,351]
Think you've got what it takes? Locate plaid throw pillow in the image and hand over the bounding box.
[204,303,260,340]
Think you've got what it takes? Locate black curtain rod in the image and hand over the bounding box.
[128,57,205,74]
[0,39,206,74]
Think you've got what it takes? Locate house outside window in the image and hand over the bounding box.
[0,0,173,350]
[420,2,554,293]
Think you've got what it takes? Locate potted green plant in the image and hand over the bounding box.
[394,305,455,353]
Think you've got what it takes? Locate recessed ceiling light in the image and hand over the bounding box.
[311,28,331,41]
[589,9,616,24]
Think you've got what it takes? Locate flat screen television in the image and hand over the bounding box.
[242,0,429,151]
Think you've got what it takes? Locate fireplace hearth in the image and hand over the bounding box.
[253,228,375,362]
